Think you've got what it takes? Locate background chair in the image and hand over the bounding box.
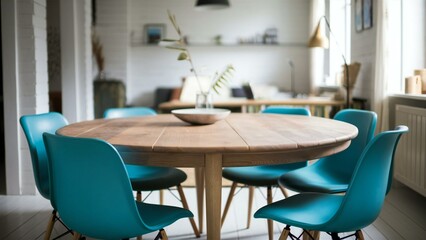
[278,109,377,194]
[43,133,193,240]
[104,107,200,237]
[221,106,310,240]
[255,126,408,240]
[103,106,156,118]
[20,112,70,240]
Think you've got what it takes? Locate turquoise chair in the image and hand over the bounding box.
[20,112,71,239]
[104,107,200,237]
[103,107,157,118]
[221,107,310,240]
[43,133,193,240]
[255,126,408,240]
[279,109,377,194]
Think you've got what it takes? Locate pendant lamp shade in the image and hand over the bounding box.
[308,16,350,109]
[308,21,329,49]
[195,0,230,10]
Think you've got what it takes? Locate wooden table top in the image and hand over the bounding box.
[57,113,358,167]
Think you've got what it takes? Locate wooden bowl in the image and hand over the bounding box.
[171,108,231,125]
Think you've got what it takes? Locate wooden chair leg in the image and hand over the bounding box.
[136,191,143,240]
[44,210,57,240]
[279,185,289,198]
[267,186,273,240]
[279,227,290,240]
[313,231,320,240]
[159,189,164,205]
[136,191,142,202]
[160,229,168,240]
[72,232,81,240]
[221,181,238,227]
[195,167,204,233]
[303,230,318,240]
[356,230,365,240]
[177,184,200,237]
[246,186,255,229]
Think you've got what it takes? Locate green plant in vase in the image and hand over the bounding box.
[162,10,234,108]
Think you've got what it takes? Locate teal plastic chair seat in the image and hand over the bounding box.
[136,201,192,231]
[278,164,350,193]
[255,193,343,229]
[126,165,187,191]
[279,109,377,194]
[222,163,306,187]
[43,133,193,239]
[255,126,408,239]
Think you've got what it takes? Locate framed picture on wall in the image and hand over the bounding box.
[355,0,363,32]
[143,24,165,44]
[363,0,373,29]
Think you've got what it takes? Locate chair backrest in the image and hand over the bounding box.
[261,106,311,116]
[315,109,377,181]
[19,112,68,199]
[103,107,157,119]
[327,126,408,231]
[43,133,154,239]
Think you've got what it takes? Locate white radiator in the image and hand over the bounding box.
[394,105,426,197]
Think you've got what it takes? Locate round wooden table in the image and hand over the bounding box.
[57,113,358,239]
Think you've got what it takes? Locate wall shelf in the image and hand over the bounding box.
[130,42,308,48]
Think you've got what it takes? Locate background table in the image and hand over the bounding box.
[58,113,358,239]
[158,98,345,117]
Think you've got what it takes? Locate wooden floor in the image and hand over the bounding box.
[0,180,424,240]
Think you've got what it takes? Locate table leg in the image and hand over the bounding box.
[194,167,205,233]
[205,153,223,239]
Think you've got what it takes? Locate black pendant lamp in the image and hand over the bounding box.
[195,0,230,10]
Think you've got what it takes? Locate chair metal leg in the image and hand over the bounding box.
[331,232,341,240]
[279,226,290,240]
[356,230,365,240]
[221,181,238,227]
[267,186,273,240]
[44,210,57,240]
[246,186,255,229]
[177,184,200,237]
[195,167,204,233]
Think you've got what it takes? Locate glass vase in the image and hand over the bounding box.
[195,92,213,109]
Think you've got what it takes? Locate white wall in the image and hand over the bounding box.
[98,0,311,107]
[60,0,94,123]
[95,0,129,82]
[350,0,377,107]
[2,0,50,194]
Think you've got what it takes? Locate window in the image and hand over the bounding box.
[324,0,351,86]
[388,0,426,93]
[387,0,402,93]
